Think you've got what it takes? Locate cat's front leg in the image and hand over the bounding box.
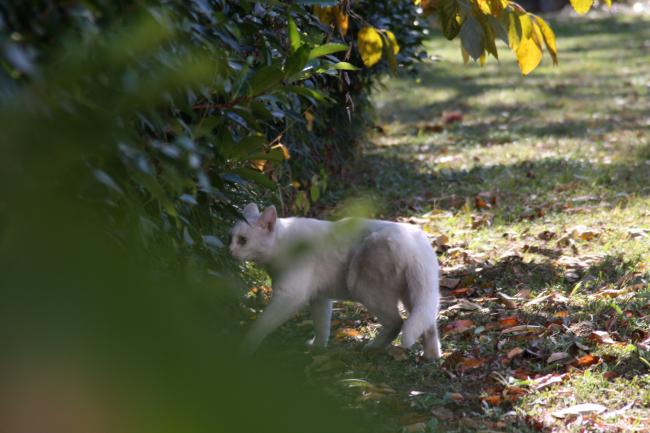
[242,277,311,353]
[308,298,333,348]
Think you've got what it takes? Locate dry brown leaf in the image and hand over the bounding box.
[449,392,464,402]
[532,373,566,390]
[504,386,528,401]
[537,230,556,241]
[450,287,472,297]
[572,354,601,367]
[433,233,449,248]
[387,345,409,361]
[471,214,492,229]
[498,316,520,329]
[589,330,616,345]
[569,225,600,241]
[443,319,475,335]
[547,352,569,363]
[440,277,461,289]
[457,357,487,372]
[442,111,463,124]
[453,299,485,311]
[482,394,502,405]
[627,228,648,239]
[335,327,362,341]
[554,311,570,318]
[507,347,525,359]
[501,325,544,335]
[496,292,517,309]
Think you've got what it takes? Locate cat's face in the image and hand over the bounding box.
[229,203,277,263]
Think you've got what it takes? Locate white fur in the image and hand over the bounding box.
[230,203,441,360]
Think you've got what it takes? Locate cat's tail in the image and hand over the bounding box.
[400,241,441,360]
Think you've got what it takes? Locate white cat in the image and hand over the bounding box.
[230,203,442,360]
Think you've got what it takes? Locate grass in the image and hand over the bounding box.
[246,12,650,433]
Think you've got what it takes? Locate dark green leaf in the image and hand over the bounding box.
[249,65,284,95]
[459,15,485,60]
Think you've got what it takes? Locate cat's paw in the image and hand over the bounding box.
[306,337,329,349]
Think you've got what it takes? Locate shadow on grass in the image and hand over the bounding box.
[342,151,650,223]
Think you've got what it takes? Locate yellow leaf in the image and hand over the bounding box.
[304,110,315,131]
[516,34,542,75]
[313,6,335,25]
[569,0,593,15]
[414,0,422,5]
[534,16,558,65]
[479,52,487,66]
[335,6,349,35]
[507,12,521,51]
[271,143,290,160]
[603,0,612,7]
[251,160,266,171]
[357,26,383,67]
[384,30,400,54]
[476,0,492,14]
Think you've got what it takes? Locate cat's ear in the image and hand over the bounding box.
[243,203,260,220]
[257,205,277,232]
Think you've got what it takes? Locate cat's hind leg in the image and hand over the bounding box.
[362,298,403,349]
[308,297,333,347]
[422,324,442,360]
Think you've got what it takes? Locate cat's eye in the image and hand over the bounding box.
[237,236,247,246]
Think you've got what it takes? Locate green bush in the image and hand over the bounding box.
[0,0,426,273]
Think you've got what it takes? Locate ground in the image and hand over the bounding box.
[245,12,650,433]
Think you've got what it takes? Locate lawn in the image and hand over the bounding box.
[246,12,650,433]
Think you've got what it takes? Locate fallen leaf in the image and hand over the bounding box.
[471,214,492,229]
[547,352,569,363]
[422,123,444,133]
[433,234,449,248]
[387,345,409,361]
[626,228,648,239]
[457,357,487,372]
[453,299,485,311]
[482,394,502,405]
[569,225,600,241]
[589,330,616,345]
[335,327,362,341]
[572,354,601,367]
[507,347,525,359]
[532,373,566,390]
[498,316,520,329]
[552,403,607,418]
[442,111,463,124]
[450,287,472,297]
[449,392,464,402]
[537,230,556,241]
[504,386,527,401]
[554,311,570,318]
[440,277,461,289]
[496,292,518,309]
[501,325,544,335]
[443,319,475,335]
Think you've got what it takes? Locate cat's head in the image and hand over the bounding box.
[229,203,277,263]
